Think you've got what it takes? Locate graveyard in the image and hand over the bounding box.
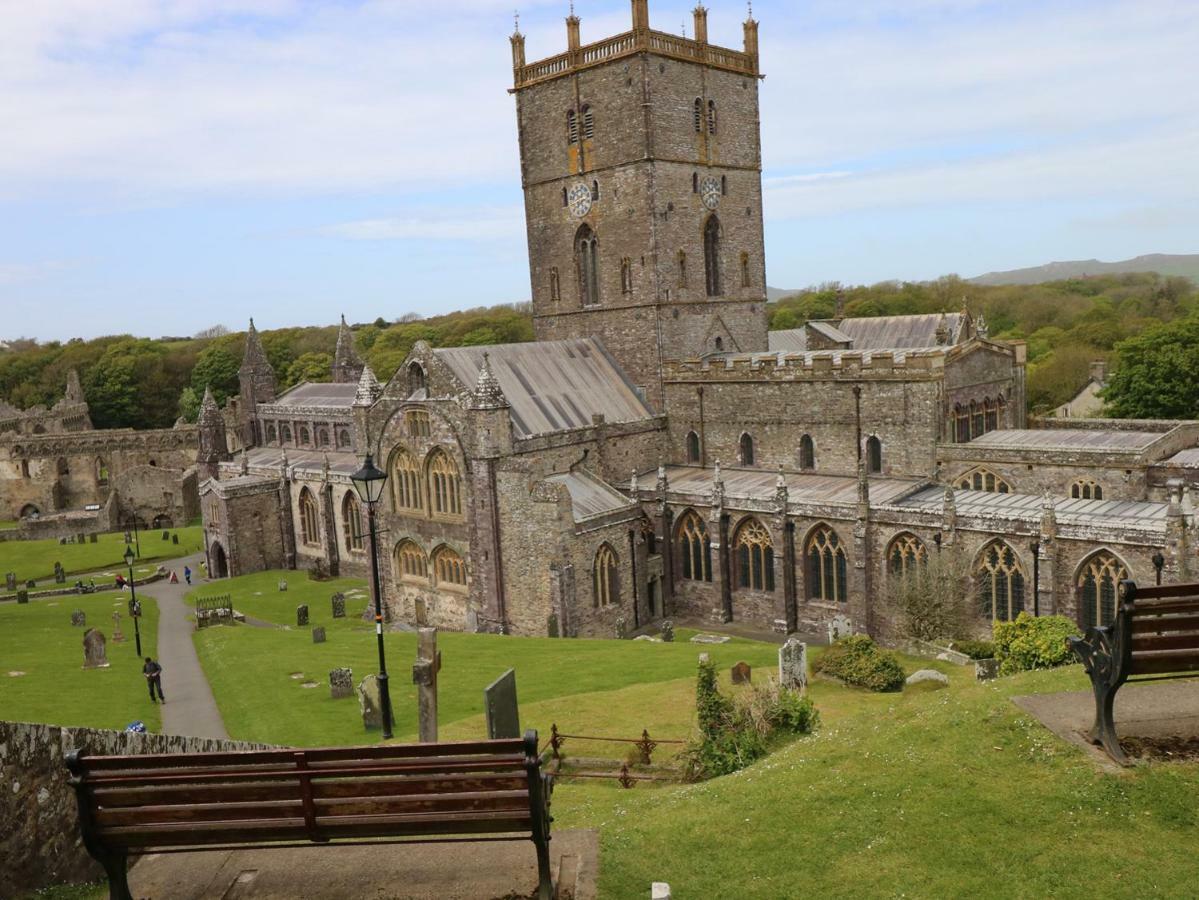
[0,526,203,585]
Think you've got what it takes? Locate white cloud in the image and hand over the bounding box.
[322,207,525,241]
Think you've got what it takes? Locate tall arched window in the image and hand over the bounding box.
[575,224,600,306]
[735,518,774,592]
[971,401,984,438]
[317,428,330,448]
[395,540,428,580]
[799,435,815,470]
[593,544,619,608]
[984,397,998,433]
[427,449,462,518]
[298,488,320,547]
[692,172,699,193]
[806,525,848,603]
[1071,479,1104,500]
[391,448,423,512]
[739,432,755,466]
[740,252,751,288]
[337,429,352,448]
[677,250,687,287]
[299,426,311,446]
[550,267,561,302]
[581,105,594,140]
[958,468,1012,493]
[693,98,703,132]
[342,492,364,552]
[620,257,633,294]
[56,457,69,476]
[977,541,1025,622]
[887,533,927,577]
[677,510,712,582]
[866,436,882,474]
[707,99,717,134]
[591,179,600,201]
[1077,551,1128,630]
[432,545,467,587]
[703,215,722,297]
[567,109,579,144]
[686,430,701,464]
[266,424,277,443]
[96,458,109,486]
[955,404,970,442]
[407,363,426,396]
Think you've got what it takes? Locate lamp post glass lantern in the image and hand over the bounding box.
[124,546,142,656]
[352,454,393,739]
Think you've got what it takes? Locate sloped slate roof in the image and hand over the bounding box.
[893,485,1168,527]
[1162,448,1199,468]
[436,339,654,438]
[769,312,966,352]
[242,447,361,476]
[271,383,359,409]
[806,320,854,344]
[544,471,635,521]
[653,466,922,505]
[965,429,1161,452]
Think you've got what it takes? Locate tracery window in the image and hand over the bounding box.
[799,434,815,471]
[391,448,423,512]
[337,429,352,449]
[432,546,467,587]
[298,488,320,547]
[955,405,970,442]
[984,397,999,433]
[739,432,755,466]
[977,541,1025,622]
[958,468,1012,493]
[806,525,848,603]
[735,518,775,592]
[866,436,882,474]
[677,510,712,582]
[971,401,984,438]
[1071,479,1104,501]
[342,492,364,552]
[266,424,277,444]
[1077,552,1128,631]
[887,532,927,577]
[299,426,311,446]
[575,224,600,306]
[406,410,431,438]
[686,430,701,464]
[395,540,428,580]
[427,449,462,518]
[703,215,722,297]
[407,364,427,396]
[593,543,619,608]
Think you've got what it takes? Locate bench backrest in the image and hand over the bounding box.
[1119,580,1199,678]
[67,732,547,851]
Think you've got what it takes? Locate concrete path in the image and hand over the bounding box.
[140,553,229,740]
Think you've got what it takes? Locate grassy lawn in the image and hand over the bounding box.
[0,527,203,585]
[0,590,161,732]
[187,569,370,630]
[0,519,19,531]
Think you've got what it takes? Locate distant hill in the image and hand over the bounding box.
[767,286,803,301]
[970,253,1199,286]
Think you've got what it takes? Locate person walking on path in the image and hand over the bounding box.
[143,657,166,703]
[183,566,191,585]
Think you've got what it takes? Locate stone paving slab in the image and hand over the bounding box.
[126,829,598,899]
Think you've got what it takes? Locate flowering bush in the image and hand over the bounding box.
[992,612,1080,676]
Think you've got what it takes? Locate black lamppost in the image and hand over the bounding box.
[352,453,392,740]
[123,517,141,559]
[1152,551,1165,586]
[124,546,142,656]
[1030,540,1041,617]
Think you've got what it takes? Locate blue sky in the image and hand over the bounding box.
[1,0,1196,341]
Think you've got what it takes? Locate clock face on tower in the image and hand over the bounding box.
[700,176,722,210]
[568,183,593,218]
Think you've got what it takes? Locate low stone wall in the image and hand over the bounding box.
[0,569,166,604]
[0,719,276,896]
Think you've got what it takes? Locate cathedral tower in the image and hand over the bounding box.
[332,314,365,384]
[512,1,769,407]
[197,385,232,480]
[238,319,277,448]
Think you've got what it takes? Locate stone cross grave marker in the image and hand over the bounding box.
[661,620,675,642]
[331,592,346,619]
[412,627,442,743]
[70,610,86,627]
[16,590,28,604]
[296,605,308,627]
[330,667,353,699]
[778,638,808,692]
[111,611,125,643]
[312,626,326,644]
[358,674,391,731]
[828,614,853,644]
[6,572,16,591]
[731,661,752,684]
[82,629,108,669]
[484,669,520,739]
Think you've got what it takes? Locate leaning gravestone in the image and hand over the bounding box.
[16,590,29,605]
[296,605,309,627]
[82,629,108,669]
[331,593,346,619]
[661,620,675,642]
[358,674,388,731]
[731,661,752,684]
[312,626,326,644]
[778,638,808,692]
[70,610,86,627]
[6,573,16,591]
[330,667,353,699]
[484,669,521,739]
[828,614,853,644]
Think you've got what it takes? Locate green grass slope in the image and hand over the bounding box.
[0,527,202,585]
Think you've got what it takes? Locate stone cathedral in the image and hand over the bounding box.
[199,1,1199,644]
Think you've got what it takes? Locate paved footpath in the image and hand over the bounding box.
[141,553,229,740]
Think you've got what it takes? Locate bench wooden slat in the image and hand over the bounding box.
[1131,632,1199,652]
[79,753,527,780]
[1130,614,1199,635]
[1130,650,1199,675]
[1121,583,1199,601]
[1128,599,1199,616]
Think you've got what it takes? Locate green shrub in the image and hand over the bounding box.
[951,639,995,660]
[992,612,1080,676]
[812,634,906,692]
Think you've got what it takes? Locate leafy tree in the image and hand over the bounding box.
[178,386,201,423]
[1103,315,1199,418]
[190,345,241,405]
[285,352,334,388]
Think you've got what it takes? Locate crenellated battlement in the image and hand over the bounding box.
[662,348,949,381]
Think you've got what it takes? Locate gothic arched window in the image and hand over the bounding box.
[740,252,751,288]
[593,543,619,608]
[707,99,717,134]
[704,215,722,297]
[984,397,998,433]
[739,432,755,466]
[971,401,984,439]
[866,435,882,474]
[582,104,594,140]
[432,545,467,587]
[958,468,1012,493]
[317,428,330,448]
[391,448,422,512]
[575,224,600,306]
[427,449,462,518]
[265,424,277,444]
[799,434,815,470]
[1071,479,1104,501]
[677,510,712,582]
[806,525,848,603]
[621,257,633,294]
[281,424,293,444]
[567,109,579,144]
[299,426,311,446]
[342,492,364,552]
[337,429,351,448]
[678,250,687,287]
[693,98,703,132]
[735,518,774,592]
[977,541,1025,622]
[407,363,426,396]
[550,267,561,302]
[887,533,927,577]
[96,458,109,486]
[298,488,320,547]
[686,430,701,464]
[1077,551,1128,631]
[395,540,428,580]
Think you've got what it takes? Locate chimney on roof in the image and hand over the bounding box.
[693,5,708,43]
[632,0,650,32]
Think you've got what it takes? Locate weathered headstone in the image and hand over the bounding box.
[331,593,346,619]
[26,580,36,589]
[975,658,1000,682]
[82,629,108,669]
[54,563,65,585]
[111,611,125,643]
[546,612,559,638]
[731,661,752,684]
[278,579,288,592]
[906,669,949,688]
[828,614,853,644]
[16,590,29,604]
[70,610,86,627]
[171,534,179,545]
[89,533,98,543]
[661,620,675,642]
[484,669,520,739]
[59,537,67,546]
[330,667,353,699]
[5,572,16,591]
[312,626,326,644]
[412,628,442,742]
[162,530,170,540]
[778,638,808,692]
[615,615,628,640]
[652,884,672,900]
[123,531,132,545]
[78,533,87,545]
[296,605,309,627]
[358,674,387,731]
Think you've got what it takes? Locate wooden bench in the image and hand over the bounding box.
[66,731,553,900]
[1068,580,1199,764]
